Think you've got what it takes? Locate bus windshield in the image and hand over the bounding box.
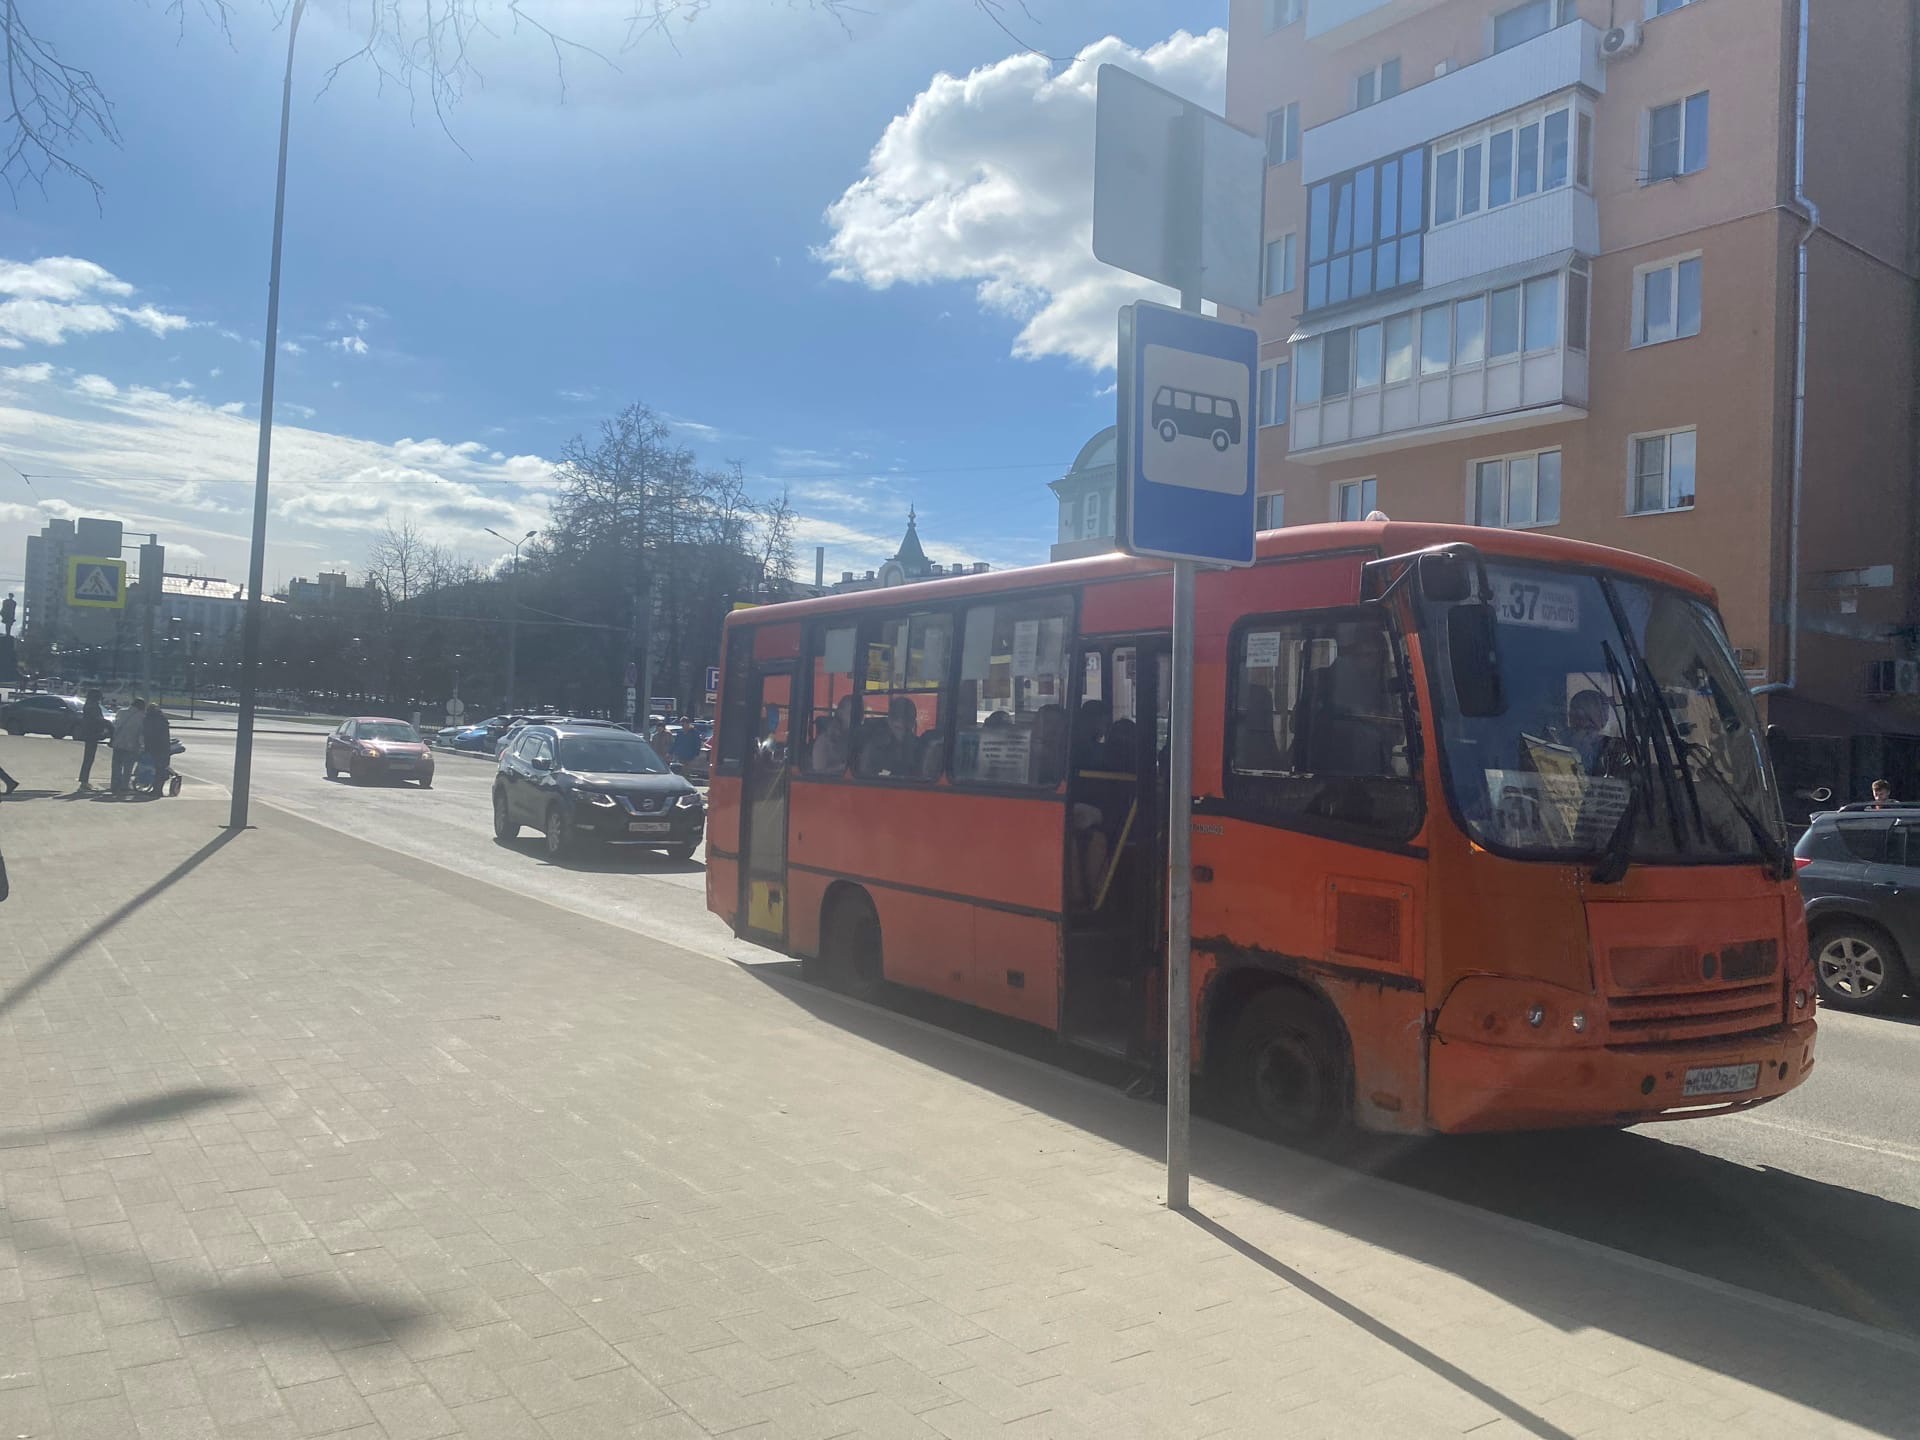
[1427,563,1782,865]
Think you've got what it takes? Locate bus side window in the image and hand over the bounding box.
[716,628,755,770]
[1227,614,1419,840]
[853,611,953,781]
[802,624,858,776]
[953,594,1074,788]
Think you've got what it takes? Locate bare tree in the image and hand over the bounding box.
[1,0,1018,203]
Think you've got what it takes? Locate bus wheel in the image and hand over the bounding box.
[819,891,883,999]
[1211,429,1230,451]
[1225,990,1348,1144]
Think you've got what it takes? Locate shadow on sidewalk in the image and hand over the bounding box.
[742,967,1920,1437]
[0,1085,247,1148]
[1184,1211,1575,1440]
[0,827,241,1020]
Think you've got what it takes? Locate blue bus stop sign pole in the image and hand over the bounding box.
[1115,298,1257,1212]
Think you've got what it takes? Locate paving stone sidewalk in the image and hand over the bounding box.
[0,764,1914,1439]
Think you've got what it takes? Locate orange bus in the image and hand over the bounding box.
[705,520,1816,1138]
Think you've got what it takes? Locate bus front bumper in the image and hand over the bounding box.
[1427,1018,1817,1134]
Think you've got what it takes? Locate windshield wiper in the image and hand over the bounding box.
[1592,641,1651,885]
[1678,739,1793,879]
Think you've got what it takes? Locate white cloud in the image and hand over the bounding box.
[217,401,246,415]
[819,29,1227,370]
[74,374,119,399]
[278,402,317,420]
[281,340,306,356]
[331,334,369,356]
[0,256,190,347]
[0,500,38,523]
[208,367,222,379]
[1,362,53,384]
[168,379,194,392]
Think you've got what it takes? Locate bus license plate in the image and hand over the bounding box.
[628,821,672,835]
[1682,1063,1760,1097]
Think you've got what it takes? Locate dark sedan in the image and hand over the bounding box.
[492,722,703,860]
[1,692,85,737]
[324,717,436,786]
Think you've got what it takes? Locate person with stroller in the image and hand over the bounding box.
[141,700,173,798]
[110,698,146,795]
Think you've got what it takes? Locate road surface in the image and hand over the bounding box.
[35,722,1920,1342]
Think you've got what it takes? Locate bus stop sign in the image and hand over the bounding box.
[1117,300,1258,567]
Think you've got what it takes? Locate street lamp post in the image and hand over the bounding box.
[230,0,308,831]
[485,528,537,712]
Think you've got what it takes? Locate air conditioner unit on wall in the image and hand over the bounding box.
[1599,22,1643,60]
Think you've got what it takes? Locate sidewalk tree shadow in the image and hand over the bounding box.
[742,966,1920,1436]
[174,1276,426,1346]
[0,827,240,1020]
[0,788,61,800]
[0,1085,248,1148]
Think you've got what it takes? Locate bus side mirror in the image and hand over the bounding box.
[1418,551,1475,604]
[1447,603,1506,718]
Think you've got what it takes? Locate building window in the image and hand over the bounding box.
[1083,489,1106,539]
[1419,304,1449,375]
[1227,613,1418,842]
[1523,273,1560,351]
[1567,259,1589,352]
[1259,360,1290,427]
[1257,493,1285,529]
[953,593,1075,788]
[1649,0,1697,15]
[1335,477,1378,521]
[1267,102,1300,166]
[1354,322,1383,389]
[1472,449,1562,528]
[1633,255,1702,345]
[1493,0,1575,54]
[1432,97,1590,228]
[1454,295,1486,367]
[1384,313,1414,383]
[1630,429,1698,514]
[1305,146,1425,311]
[1264,233,1297,298]
[1647,92,1709,181]
[1489,284,1521,357]
[1353,58,1401,111]
[1265,0,1302,30]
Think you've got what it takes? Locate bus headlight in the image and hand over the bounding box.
[1526,1004,1546,1028]
[1570,1011,1588,1034]
[1434,977,1601,1048]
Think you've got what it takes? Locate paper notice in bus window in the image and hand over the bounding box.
[824,626,855,674]
[976,728,1031,785]
[1245,631,1282,669]
[1012,619,1041,677]
[962,608,995,679]
[1485,769,1630,848]
[1494,577,1580,631]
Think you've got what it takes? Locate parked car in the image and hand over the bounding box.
[325,717,435,787]
[1794,804,1920,1012]
[492,721,703,861]
[1,692,85,737]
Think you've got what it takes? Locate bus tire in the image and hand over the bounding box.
[1223,988,1349,1145]
[819,890,883,1000]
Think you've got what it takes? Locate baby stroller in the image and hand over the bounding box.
[133,739,186,797]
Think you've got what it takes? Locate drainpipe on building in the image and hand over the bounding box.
[1754,0,1819,699]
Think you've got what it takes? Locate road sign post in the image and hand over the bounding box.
[1095,63,1262,1214]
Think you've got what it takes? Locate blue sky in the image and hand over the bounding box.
[0,0,1227,597]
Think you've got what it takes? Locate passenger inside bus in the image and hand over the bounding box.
[810,696,855,774]
[1033,704,1070,787]
[1072,700,1110,773]
[1563,687,1612,773]
[1103,717,1137,772]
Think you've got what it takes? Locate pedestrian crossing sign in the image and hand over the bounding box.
[67,556,127,609]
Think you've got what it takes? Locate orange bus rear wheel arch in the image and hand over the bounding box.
[812,884,884,1000]
[1205,971,1352,1145]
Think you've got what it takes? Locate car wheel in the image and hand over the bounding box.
[1813,922,1908,1014]
[418,776,433,789]
[817,890,883,999]
[325,754,338,779]
[349,759,366,784]
[1222,989,1349,1146]
[661,840,696,863]
[1158,419,1178,443]
[544,803,576,860]
[492,788,518,841]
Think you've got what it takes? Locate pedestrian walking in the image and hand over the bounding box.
[111,698,146,795]
[142,701,172,798]
[77,688,106,788]
[0,760,16,797]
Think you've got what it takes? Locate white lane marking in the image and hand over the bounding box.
[1733,1111,1920,1165]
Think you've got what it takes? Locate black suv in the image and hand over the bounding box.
[1795,804,1920,1012]
[492,721,704,861]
